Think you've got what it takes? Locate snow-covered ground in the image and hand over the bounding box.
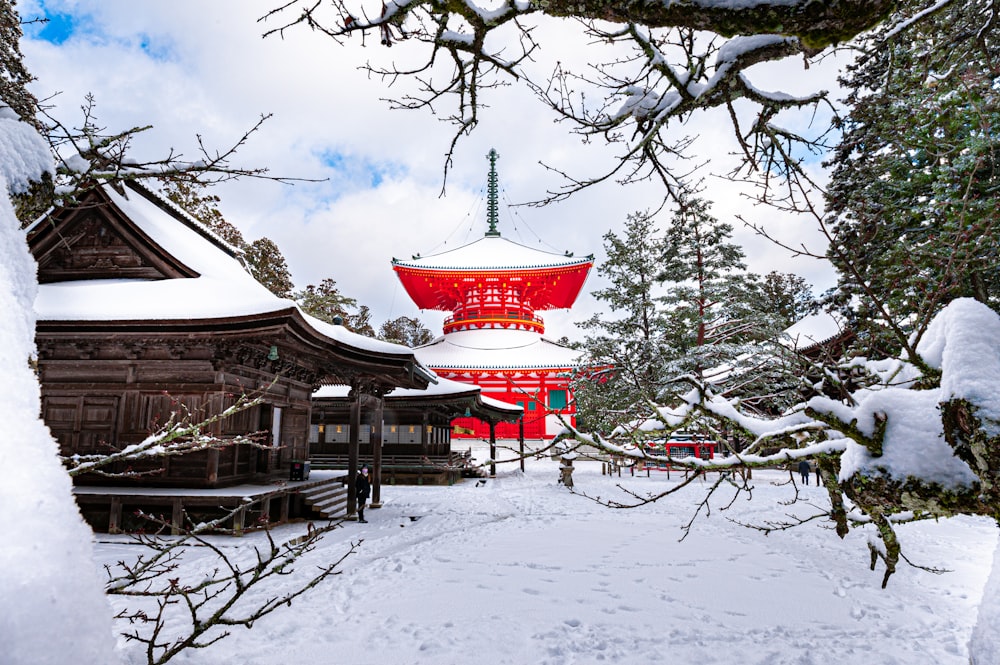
[94,447,997,665]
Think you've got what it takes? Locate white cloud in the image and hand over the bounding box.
[22,0,843,342]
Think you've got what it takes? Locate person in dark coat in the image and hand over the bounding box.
[356,466,371,523]
[798,459,811,486]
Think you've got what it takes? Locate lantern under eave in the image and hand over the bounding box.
[391,149,595,439]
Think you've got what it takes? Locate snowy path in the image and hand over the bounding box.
[95,461,997,665]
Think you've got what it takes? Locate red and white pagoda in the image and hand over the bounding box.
[392,150,594,439]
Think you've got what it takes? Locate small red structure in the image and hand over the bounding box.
[393,150,594,439]
[639,435,716,472]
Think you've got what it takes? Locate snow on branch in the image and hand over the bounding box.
[63,384,273,478]
[260,0,895,199]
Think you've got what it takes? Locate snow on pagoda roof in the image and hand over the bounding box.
[413,328,583,370]
[392,234,593,272]
[32,182,419,359]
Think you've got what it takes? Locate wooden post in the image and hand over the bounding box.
[108,496,122,534]
[280,494,290,523]
[233,504,246,536]
[171,498,183,536]
[519,416,525,472]
[421,412,429,458]
[347,389,361,520]
[371,396,384,508]
[490,420,497,477]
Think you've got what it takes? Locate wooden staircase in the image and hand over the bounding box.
[298,479,349,519]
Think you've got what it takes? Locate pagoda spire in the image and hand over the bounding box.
[485,148,501,237]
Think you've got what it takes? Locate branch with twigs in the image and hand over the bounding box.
[106,505,354,665]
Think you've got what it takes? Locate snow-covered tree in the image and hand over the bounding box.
[657,197,777,376]
[574,211,674,432]
[824,0,1000,359]
[759,271,817,330]
[262,0,893,198]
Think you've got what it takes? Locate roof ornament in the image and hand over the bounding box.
[485,148,501,238]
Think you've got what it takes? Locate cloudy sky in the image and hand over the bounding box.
[19,0,843,341]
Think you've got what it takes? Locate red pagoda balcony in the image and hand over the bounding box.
[443,311,545,334]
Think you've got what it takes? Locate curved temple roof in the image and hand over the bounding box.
[29,181,435,389]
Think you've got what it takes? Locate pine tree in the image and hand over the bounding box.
[379,316,434,347]
[295,278,359,325]
[244,237,294,299]
[656,197,779,381]
[574,211,675,432]
[759,271,817,330]
[825,0,1000,358]
[0,0,38,124]
[347,304,376,337]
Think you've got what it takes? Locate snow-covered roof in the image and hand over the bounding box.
[31,182,425,360]
[414,328,583,370]
[782,311,849,352]
[313,374,523,416]
[392,234,593,272]
[315,374,482,400]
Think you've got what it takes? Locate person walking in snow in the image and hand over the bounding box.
[813,460,822,486]
[356,466,371,523]
[798,459,811,486]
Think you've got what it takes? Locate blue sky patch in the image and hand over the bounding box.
[318,149,406,191]
[31,9,76,44]
[25,3,177,61]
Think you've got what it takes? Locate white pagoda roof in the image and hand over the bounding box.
[393,234,592,272]
[414,328,583,371]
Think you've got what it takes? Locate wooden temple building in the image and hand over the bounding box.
[28,181,438,532]
[392,150,594,439]
[310,376,523,490]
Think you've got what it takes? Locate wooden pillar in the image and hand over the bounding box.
[233,504,246,536]
[108,496,122,534]
[280,494,290,523]
[371,396,384,508]
[171,498,183,536]
[519,416,525,473]
[490,420,497,477]
[347,390,361,519]
[420,412,429,457]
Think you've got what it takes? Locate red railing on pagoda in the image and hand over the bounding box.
[443,312,545,334]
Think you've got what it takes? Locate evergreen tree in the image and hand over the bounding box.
[825,0,1000,358]
[0,0,38,123]
[294,278,357,324]
[379,315,434,347]
[759,271,817,330]
[244,237,294,299]
[347,304,376,337]
[656,197,780,382]
[574,211,674,432]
